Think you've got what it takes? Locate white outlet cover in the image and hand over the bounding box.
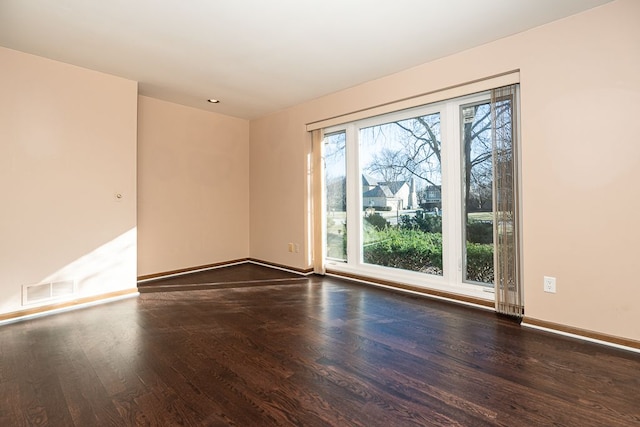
[543,276,556,293]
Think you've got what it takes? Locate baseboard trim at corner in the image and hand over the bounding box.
[522,317,640,353]
[0,288,139,325]
[248,258,314,275]
[137,258,250,283]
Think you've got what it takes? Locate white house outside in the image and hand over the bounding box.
[362,176,418,210]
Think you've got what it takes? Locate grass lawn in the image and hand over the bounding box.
[468,212,493,221]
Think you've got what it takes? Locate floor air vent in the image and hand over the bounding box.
[22,280,76,305]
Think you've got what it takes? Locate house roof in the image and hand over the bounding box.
[363,185,395,198]
[362,174,378,187]
[379,181,408,195]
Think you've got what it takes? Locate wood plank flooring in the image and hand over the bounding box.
[1,265,639,426]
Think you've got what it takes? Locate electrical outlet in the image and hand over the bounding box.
[543,276,556,293]
[295,243,300,253]
[288,243,294,252]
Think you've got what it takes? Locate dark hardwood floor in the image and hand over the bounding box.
[1,264,639,426]
[138,263,307,293]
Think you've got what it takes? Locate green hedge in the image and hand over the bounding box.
[363,228,443,273]
[364,227,494,283]
[364,213,389,231]
[466,221,493,244]
[466,243,494,284]
[400,214,442,233]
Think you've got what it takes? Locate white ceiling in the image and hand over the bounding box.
[0,0,612,119]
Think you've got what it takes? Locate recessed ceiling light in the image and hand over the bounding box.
[207,98,220,104]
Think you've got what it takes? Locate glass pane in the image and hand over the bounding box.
[325,132,347,261]
[461,102,494,285]
[359,113,443,275]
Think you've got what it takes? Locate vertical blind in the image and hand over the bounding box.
[492,84,523,317]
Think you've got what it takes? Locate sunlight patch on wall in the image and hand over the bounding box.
[39,228,137,296]
[0,228,137,314]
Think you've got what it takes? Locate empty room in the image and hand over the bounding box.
[1,0,639,425]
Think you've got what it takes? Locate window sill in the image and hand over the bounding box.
[325,261,494,309]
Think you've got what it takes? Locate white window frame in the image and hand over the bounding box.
[323,91,496,301]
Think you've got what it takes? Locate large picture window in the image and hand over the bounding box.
[360,111,443,276]
[321,86,520,301]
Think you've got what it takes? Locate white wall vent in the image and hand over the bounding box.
[22,280,76,305]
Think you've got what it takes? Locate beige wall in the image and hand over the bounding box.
[250,109,312,268]
[137,96,250,276]
[250,0,640,341]
[0,47,138,315]
[519,0,639,342]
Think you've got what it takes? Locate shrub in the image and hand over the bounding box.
[400,214,442,233]
[364,206,392,211]
[363,226,493,284]
[364,213,389,231]
[466,243,494,283]
[363,228,443,273]
[466,221,493,244]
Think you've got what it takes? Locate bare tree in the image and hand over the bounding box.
[366,114,442,187]
[366,103,511,212]
[463,105,492,212]
[463,102,511,212]
[324,132,347,211]
[366,148,408,183]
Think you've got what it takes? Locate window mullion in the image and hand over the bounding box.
[441,104,460,285]
[345,124,360,266]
